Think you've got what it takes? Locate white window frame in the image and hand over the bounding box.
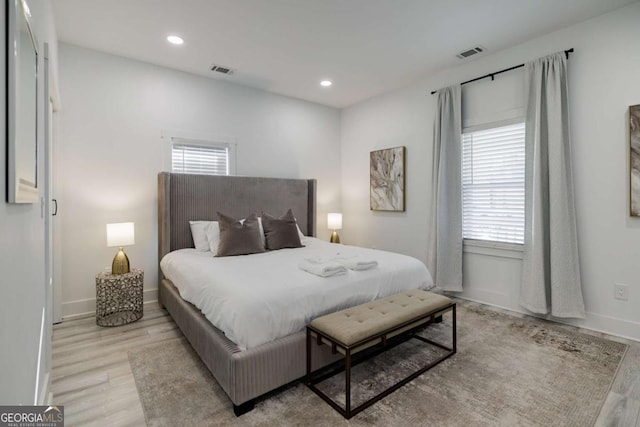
[161,130,237,175]
[462,118,525,257]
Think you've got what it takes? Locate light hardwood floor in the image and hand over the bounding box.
[596,342,640,427]
[52,303,640,426]
[51,305,180,426]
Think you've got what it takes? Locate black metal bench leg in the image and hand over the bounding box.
[233,400,255,416]
[345,350,352,418]
[452,305,457,353]
[306,328,312,384]
[433,315,443,323]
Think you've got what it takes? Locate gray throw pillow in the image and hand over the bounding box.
[215,212,266,257]
[261,208,304,250]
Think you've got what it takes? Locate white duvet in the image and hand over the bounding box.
[160,237,433,350]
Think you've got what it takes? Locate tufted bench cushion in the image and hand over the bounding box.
[306,289,456,419]
[309,290,451,350]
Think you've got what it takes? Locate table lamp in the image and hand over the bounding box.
[107,222,135,274]
[327,213,342,244]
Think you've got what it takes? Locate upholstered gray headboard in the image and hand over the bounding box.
[157,172,316,274]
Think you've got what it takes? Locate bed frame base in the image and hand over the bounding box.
[159,278,343,413]
[233,400,255,417]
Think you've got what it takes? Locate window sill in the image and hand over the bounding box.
[463,239,523,260]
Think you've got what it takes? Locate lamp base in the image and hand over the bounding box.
[112,247,130,274]
[330,230,341,244]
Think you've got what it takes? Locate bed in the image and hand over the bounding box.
[157,172,432,415]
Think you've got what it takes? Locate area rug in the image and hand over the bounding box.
[128,302,627,426]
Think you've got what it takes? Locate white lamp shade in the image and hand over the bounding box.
[327,213,342,230]
[107,222,135,247]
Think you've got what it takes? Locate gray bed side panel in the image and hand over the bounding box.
[160,279,341,404]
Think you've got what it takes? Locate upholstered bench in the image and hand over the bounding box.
[305,289,456,419]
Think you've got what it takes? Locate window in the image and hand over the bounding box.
[172,143,229,175]
[164,135,236,176]
[462,121,525,245]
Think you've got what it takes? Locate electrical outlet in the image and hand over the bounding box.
[614,284,629,301]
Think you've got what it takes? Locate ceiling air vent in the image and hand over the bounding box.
[456,46,486,59]
[211,64,234,75]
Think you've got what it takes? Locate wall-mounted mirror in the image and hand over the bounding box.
[7,0,39,203]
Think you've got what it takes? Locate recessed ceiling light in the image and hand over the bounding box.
[167,35,184,45]
[320,80,333,87]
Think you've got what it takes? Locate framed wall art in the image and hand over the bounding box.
[631,104,640,216]
[370,146,405,211]
[7,0,39,203]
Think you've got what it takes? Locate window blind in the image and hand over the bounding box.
[462,122,525,244]
[171,143,229,176]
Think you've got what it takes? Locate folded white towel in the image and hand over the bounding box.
[333,256,378,271]
[299,260,347,277]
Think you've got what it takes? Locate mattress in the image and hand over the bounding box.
[160,237,433,350]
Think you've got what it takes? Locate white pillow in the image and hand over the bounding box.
[189,221,217,251]
[292,216,306,239]
[207,217,265,254]
[296,223,305,240]
[206,221,221,253]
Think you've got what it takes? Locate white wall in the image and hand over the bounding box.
[0,0,59,404]
[341,2,640,340]
[57,44,341,317]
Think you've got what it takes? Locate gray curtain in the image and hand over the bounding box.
[428,85,463,292]
[520,52,585,318]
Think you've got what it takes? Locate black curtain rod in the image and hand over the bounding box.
[429,48,574,95]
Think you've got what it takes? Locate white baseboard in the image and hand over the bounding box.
[455,291,640,343]
[62,288,158,321]
[457,287,513,308]
[560,311,640,343]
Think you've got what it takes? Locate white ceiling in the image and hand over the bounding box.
[52,0,636,108]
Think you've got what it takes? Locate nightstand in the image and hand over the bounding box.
[96,268,144,326]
